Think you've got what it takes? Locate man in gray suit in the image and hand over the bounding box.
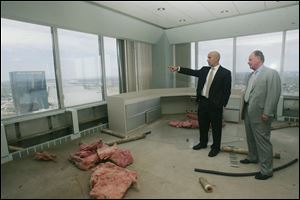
[240,50,281,180]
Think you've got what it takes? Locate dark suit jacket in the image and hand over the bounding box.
[179,66,231,109]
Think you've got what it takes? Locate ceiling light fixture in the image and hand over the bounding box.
[156,7,165,11]
[220,10,229,14]
[179,19,186,22]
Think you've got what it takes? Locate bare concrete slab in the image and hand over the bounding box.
[1,115,299,199]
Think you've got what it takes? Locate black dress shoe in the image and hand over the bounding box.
[192,143,207,150]
[208,149,220,157]
[240,159,258,164]
[255,173,273,180]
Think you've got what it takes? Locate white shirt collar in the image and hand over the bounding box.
[254,64,264,74]
[211,64,220,71]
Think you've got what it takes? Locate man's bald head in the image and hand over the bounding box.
[209,51,220,61]
[207,51,220,67]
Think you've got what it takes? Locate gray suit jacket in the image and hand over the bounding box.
[246,66,281,123]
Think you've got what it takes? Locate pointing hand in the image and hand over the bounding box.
[168,66,179,72]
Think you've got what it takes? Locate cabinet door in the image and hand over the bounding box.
[126,102,145,118]
[226,98,241,110]
[126,113,145,131]
[161,96,190,114]
[145,98,160,108]
[223,109,240,123]
[145,106,161,124]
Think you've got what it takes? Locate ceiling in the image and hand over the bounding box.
[92,1,299,29]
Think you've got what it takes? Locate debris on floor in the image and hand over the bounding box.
[271,121,299,130]
[221,146,281,159]
[229,150,239,168]
[101,128,126,139]
[198,177,213,193]
[69,140,104,170]
[69,139,134,170]
[97,143,118,160]
[69,139,137,198]
[105,131,151,146]
[109,149,134,168]
[34,151,56,162]
[168,113,199,128]
[168,113,226,129]
[90,162,137,199]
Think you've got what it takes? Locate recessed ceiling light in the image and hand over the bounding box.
[220,10,229,14]
[156,7,165,11]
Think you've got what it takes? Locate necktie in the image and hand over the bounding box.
[244,71,257,103]
[204,68,214,98]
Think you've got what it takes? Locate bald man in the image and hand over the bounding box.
[169,51,231,157]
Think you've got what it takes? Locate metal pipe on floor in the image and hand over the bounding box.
[221,146,281,159]
[194,158,298,177]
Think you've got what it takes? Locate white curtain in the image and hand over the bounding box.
[136,42,152,91]
[124,40,136,92]
[124,40,152,92]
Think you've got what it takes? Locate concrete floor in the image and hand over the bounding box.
[1,114,299,199]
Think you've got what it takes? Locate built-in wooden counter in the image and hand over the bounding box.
[107,88,245,135]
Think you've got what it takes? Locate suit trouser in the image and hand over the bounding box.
[197,98,223,150]
[244,104,273,175]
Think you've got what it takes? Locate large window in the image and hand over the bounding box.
[103,37,120,96]
[193,30,299,95]
[57,29,103,107]
[282,30,299,96]
[235,32,282,88]
[1,19,58,118]
[197,38,233,72]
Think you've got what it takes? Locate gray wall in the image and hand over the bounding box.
[175,43,191,88]
[165,5,299,44]
[152,33,173,88]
